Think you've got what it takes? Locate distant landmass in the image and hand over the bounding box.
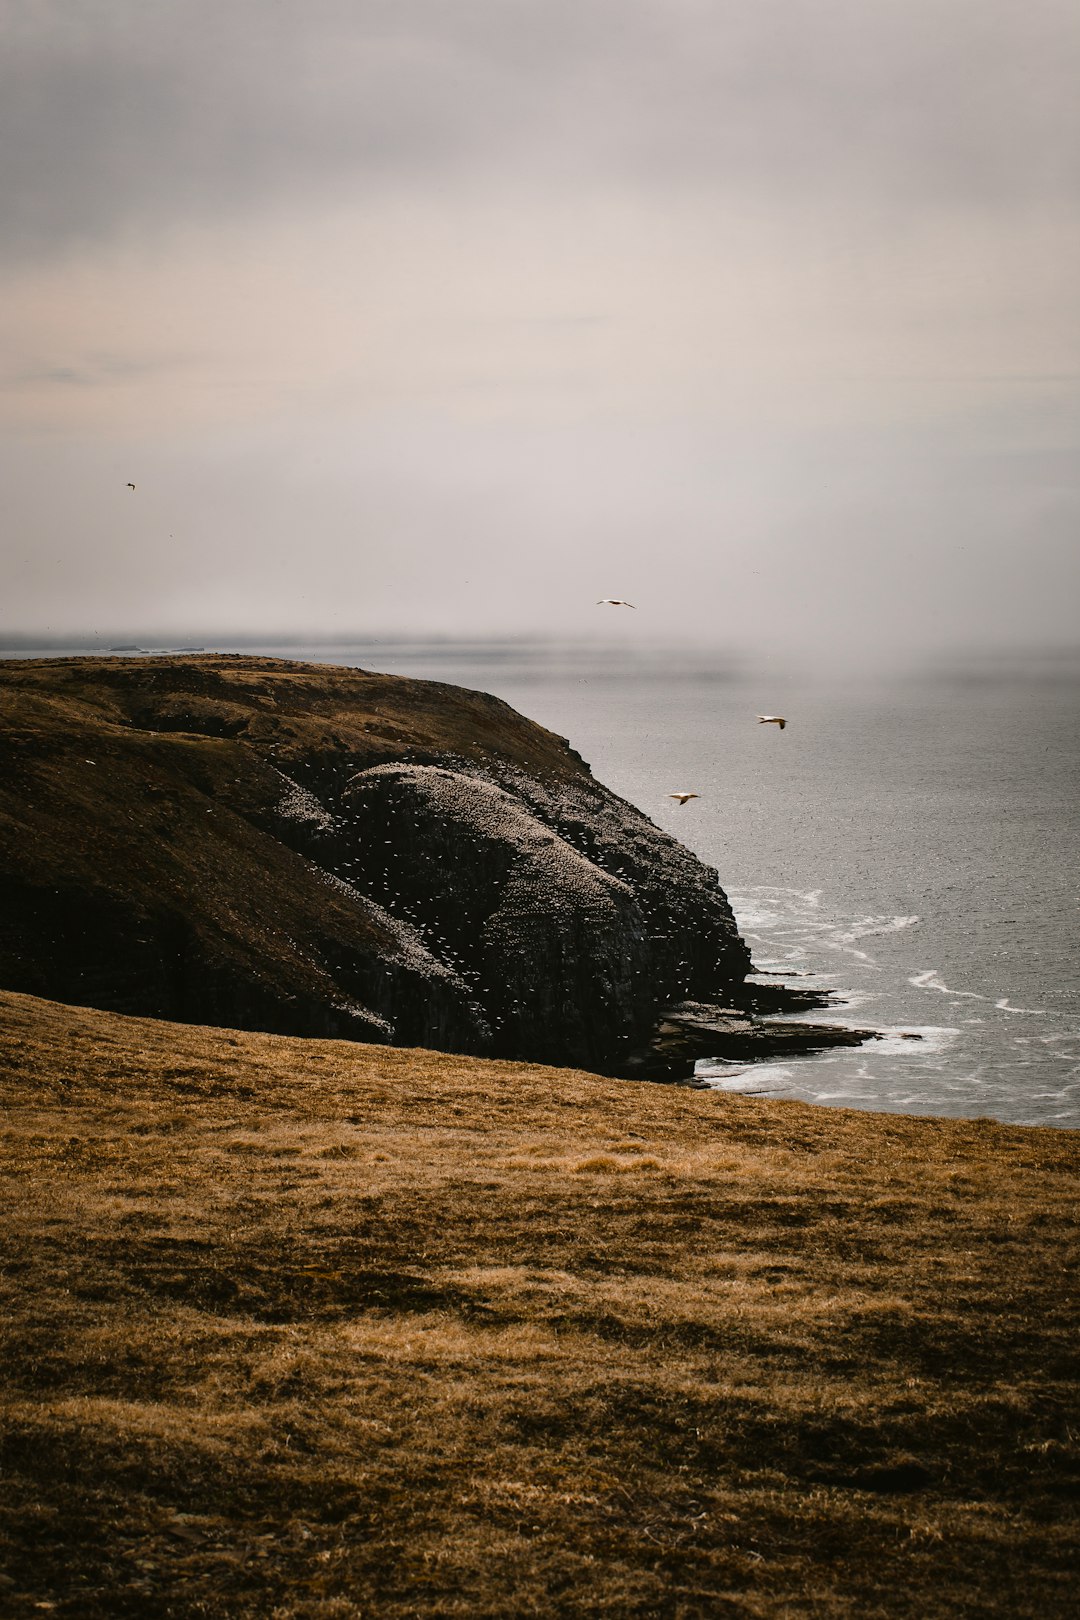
[108,645,205,654]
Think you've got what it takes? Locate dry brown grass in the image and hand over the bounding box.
[1,988,1078,1618]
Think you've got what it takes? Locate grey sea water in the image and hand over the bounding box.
[287,639,1079,1128]
[12,639,1080,1126]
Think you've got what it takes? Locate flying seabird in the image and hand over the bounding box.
[757,715,786,730]
[667,792,699,806]
[597,598,636,608]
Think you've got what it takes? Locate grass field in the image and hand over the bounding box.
[1,988,1078,1617]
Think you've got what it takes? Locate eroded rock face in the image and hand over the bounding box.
[342,765,654,1068]
[0,655,753,1071]
[334,760,756,1067]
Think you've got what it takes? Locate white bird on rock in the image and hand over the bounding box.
[757,715,786,730]
[597,598,636,609]
[667,792,699,806]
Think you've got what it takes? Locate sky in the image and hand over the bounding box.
[3,0,1078,669]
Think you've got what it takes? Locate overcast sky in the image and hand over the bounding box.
[3,0,1078,667]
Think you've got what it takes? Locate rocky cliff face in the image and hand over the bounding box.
[339,761,748,1069]
[0,655,752,1073]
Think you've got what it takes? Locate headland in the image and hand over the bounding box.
[0,654,870,1079]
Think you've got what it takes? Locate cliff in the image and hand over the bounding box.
[0,654,782,1074]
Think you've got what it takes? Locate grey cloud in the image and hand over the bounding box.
[4,353,184,389]
[3,0,1077,257]
[1,1,526,252]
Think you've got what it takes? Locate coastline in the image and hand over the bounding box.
[4,649,1075,1121]
[0,653,859,1082]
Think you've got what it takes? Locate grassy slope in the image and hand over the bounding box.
[1,989,1078,1618]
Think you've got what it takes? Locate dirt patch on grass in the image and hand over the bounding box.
[1,988,1078,1617]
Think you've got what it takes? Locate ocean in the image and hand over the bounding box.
[12,639,1080,1126]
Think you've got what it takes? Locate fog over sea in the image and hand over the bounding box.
[15,638,1080,1127]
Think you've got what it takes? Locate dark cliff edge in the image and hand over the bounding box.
[0,655,872,1078]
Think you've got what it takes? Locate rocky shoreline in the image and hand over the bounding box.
[626,996,877,1084]
[0,654,876,1079]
